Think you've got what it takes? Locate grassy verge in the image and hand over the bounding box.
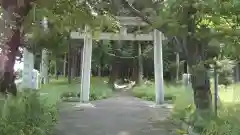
[132,80,240,134]
[132,81,189,103]
[171,84,240,134]
[0,90,58,135]
[0,76,111,135]
[40,77,112,104]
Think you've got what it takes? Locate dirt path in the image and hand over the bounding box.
[55,91,179,135]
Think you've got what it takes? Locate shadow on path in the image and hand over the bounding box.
[55,92,179,135]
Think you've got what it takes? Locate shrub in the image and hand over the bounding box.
[216,58,235,86]
[0,90,58,135]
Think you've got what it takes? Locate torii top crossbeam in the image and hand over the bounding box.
[26,17,153,41]
[116,16,148,26]
[70,16,166,41]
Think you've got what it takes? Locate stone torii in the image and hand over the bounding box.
[71,16,165,105]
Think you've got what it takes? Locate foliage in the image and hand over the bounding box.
[216,58,236,86]
[40,77,112,102]
[170,82,240,134]
[131,80,186,103]
[171,88,194,122]
[173,100,240,134]
[0,90,58,135]
[201,105,240,135]
[21,0,120,61]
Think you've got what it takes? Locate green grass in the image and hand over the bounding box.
[217,83,240,103]
[132,81,189,103]
[40,77,112,104]
[132,80,240,134]
[132,80,240,104]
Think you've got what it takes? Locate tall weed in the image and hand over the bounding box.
[172,87,240,135]
[0,90,58,135]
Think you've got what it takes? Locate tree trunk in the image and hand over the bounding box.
[131,58,138,83]
[97,52,104,77]
[187,39,212,111]
[130,42,141,84]
[234,62,240,83]
[54,60,57,75]
[0,0,34,95]
[108,41,121,88]
[68,44,72,84]
[75,48,80,77]
[55,59,59,80]
[109,62,119,88]
[97,66,101,77]
[190,66,212,110]
[176,52,179,81]
[63,52,67,77]
[0,29,20,96]
[137,42,143,84]
[71,49,77,79]
[185,5,212,111]
[79,47,83,77]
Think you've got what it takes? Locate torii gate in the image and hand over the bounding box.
[71,16,165,105]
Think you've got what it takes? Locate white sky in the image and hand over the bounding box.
[14,60,23,70]
[14,48,23,71]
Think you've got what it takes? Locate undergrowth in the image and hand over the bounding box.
[0,90,58,135]
[133,80,240,134]
[56,77,112,101]
[132,80,186,103]
[172,83,240,135]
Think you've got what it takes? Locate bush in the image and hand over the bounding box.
[0,90,58,135]
[216,58,235,86]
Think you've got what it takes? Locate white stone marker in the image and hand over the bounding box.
[31,69,40,89]
[22,48,34,89]
[153,29,164,104]
[182,73,191,87]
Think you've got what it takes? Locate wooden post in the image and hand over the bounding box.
[153,29,164,104]
[80,26,93,102]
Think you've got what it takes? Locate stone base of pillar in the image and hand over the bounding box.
[73,103,95,108]
[148,103,173,109]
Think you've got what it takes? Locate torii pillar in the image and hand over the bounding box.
[153,29,165,104]
[80,26,93,103]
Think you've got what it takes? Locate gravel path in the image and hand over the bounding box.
[55,94,179,135]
